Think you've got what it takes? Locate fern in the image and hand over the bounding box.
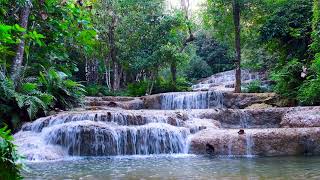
[38,68,85,110]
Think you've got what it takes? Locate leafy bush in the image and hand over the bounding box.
[85,84,110,96]
[187,57,212,80]
[153,77,191,94]
[244,80,263,93]
[298,77,320,105]
[0,68,85,128]
[38,69,86,110]
[127,81,148,97]
[0,72,53,128]
[0,126,23,180]
[271,59,304,100]
[298,56,320,105]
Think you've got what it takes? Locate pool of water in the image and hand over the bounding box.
[23,155,320,180]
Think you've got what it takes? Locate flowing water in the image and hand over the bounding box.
[14,111,193,161]
[192,69,266,91]
[23,155,320,180]
[160,91,224,110]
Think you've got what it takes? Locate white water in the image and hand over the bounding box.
[15,111,200,161]
[240,113,254,156]
[160,91,224,110]
[192,69,266,91]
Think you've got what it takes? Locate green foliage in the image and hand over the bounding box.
[244,80,263,93]
[194,35,233,74]
[127,81,149,97]
[271,59,304,100]
[153,77,191,94]
[124,77,191,97]
[85,84,110,97]
[187,57,212,80]
[0,24,25,66]
[260,0,313,61]
[298,55,320,105]
[0,125,23,180]
[0,72,53,127]
[310,0,320,52]
[298,77,320,105]
[38,69,85,110]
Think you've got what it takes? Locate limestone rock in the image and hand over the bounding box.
[190,128,320,156]
[281,107,320,128]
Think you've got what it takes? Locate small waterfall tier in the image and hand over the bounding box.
[160,91,224,110]
[192,69,267,91]
[15,110,219,161]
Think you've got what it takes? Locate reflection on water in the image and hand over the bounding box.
[24,155,320,180]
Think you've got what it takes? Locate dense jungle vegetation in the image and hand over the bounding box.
[0,0,320,126]
[0,0,320,177]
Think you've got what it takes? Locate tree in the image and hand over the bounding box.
[232,0,241,93]
[10,1,31,82]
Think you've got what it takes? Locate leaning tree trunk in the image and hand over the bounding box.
[232,0,241,93]
[11,4,31,81]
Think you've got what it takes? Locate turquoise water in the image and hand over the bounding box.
[23,155,320,180]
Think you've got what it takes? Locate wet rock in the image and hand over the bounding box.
[245,103,273,109]
[190,128,320,156]
[223,93,279,109]
[175,112,188,121]
[238,129,245,135]
[107,101,118,107]
[142,94,162,109]
[85,96,144,110]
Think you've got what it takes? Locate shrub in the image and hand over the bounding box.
[298,77,320,105]
[85,84,110,96]
[127,81,149,97]
[38,69,86,110]
[298,56,320,105]
[153,77,191,94]
[0,72,53,128]
[187,57,212,80]
[271,59,304,100]
[244,80,263,93]
[0,125,23,180]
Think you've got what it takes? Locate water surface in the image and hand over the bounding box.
[23,155,320,180]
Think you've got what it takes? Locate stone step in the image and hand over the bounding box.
[190,127,320,156]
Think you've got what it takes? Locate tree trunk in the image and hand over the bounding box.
[105,57,111,89]
[11,4,31,81]
[170,61,177,88]
[232,0,241,93]
[108,12,120,91]
[85,58,99,83]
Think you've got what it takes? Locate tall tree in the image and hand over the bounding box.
[232,0,241,93]
[10,1,31,81]
[169,0,194,88]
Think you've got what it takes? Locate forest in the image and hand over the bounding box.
[1,0,320,179]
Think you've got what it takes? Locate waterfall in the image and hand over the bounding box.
[239,112,254,156]
[160,91,223,110]
[239,112,251,128]
[44,121,189,156]
[245,132,254,157]
[192,69,266,91]
[14,111,191,160]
